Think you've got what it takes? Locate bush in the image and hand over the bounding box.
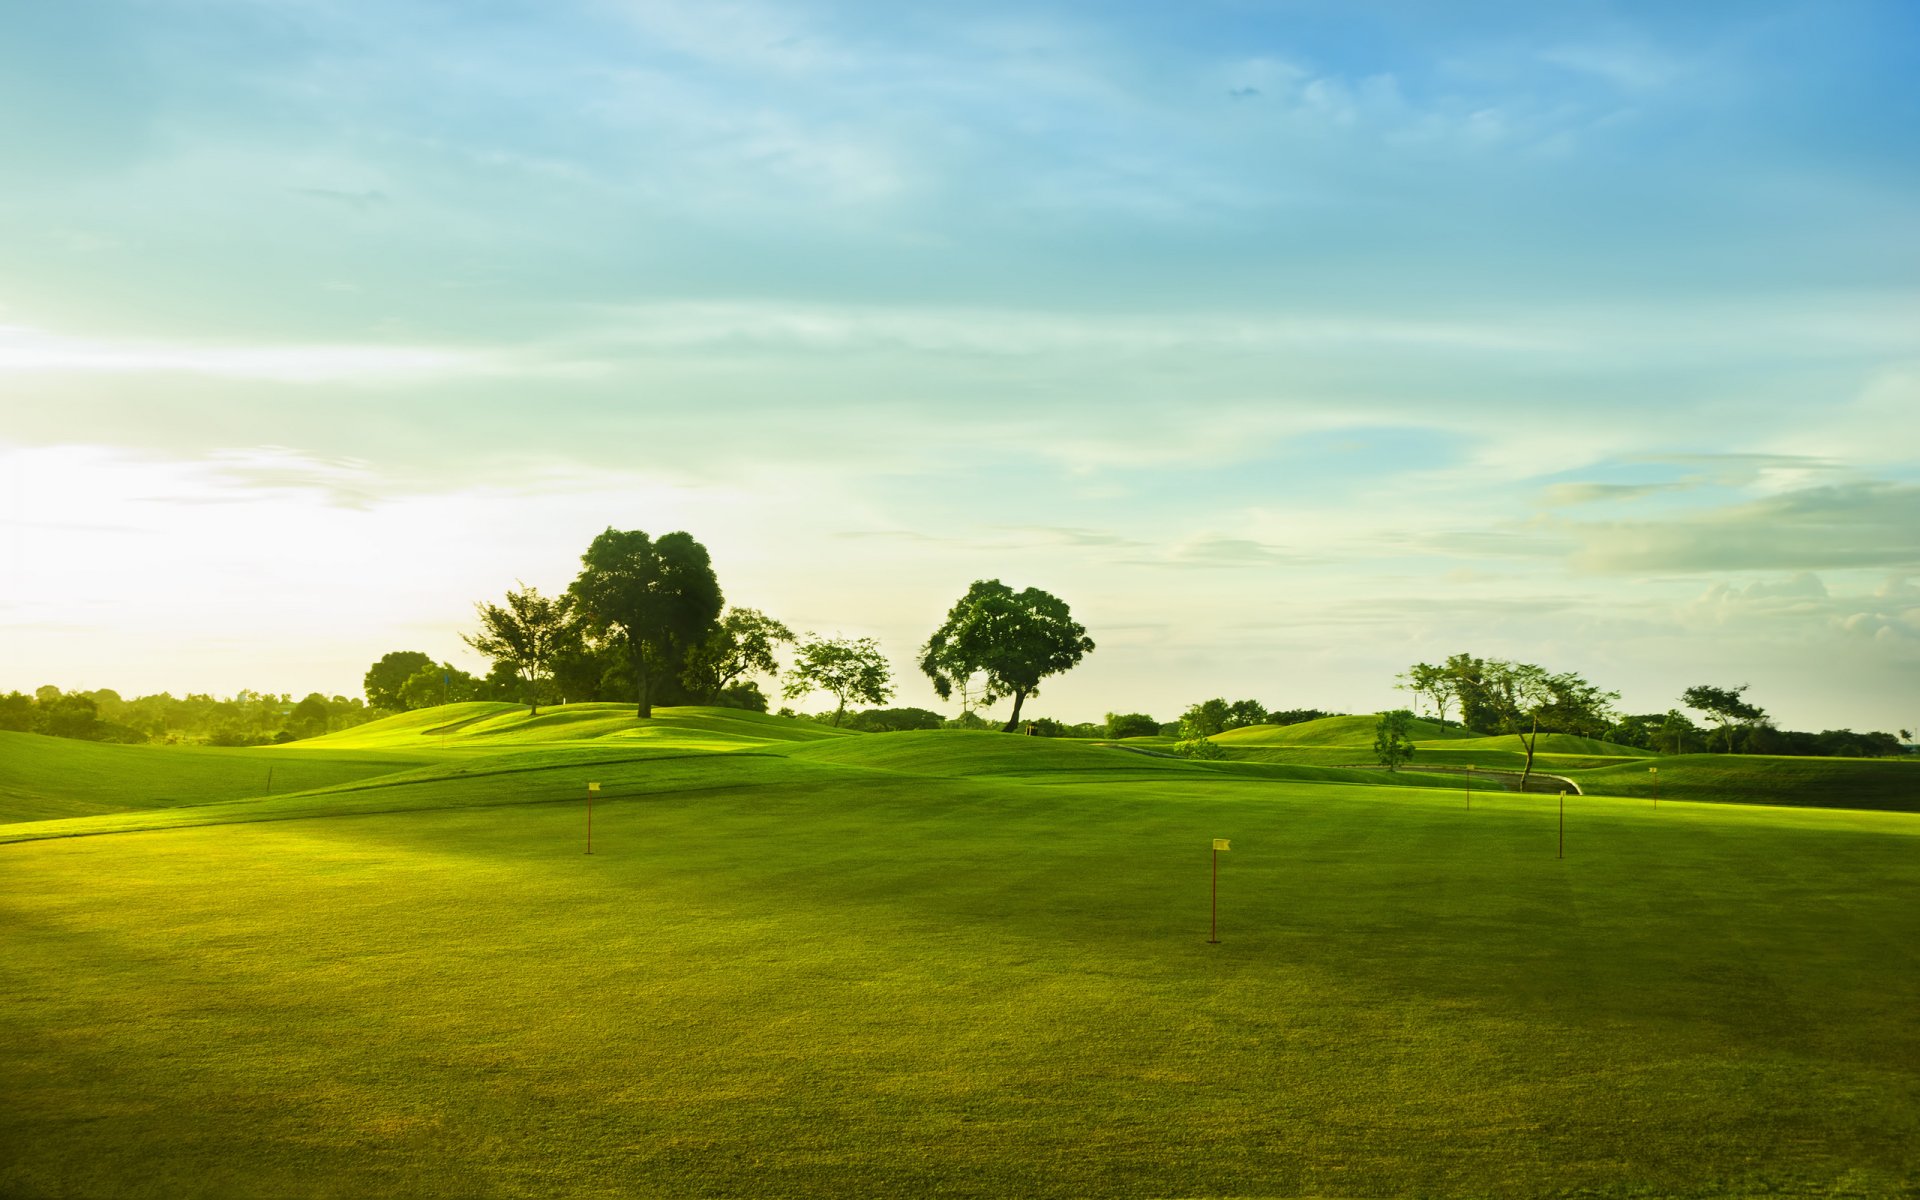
[1175,737,1226,760]
[1105,712,1159,739]
[845,707,944,732]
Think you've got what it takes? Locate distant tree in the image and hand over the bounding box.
[843,706,944,732]
[364,651,434,711]
[1441,653,1492,732]
[399,664,479,712]
[711,682,770,712]
[682,607,795,702]
[286,693,331,739]
[944,709,994,730]
[1460,661,1617,790]
[463,584,576,715]
[1398,663,1461,727]
[1179,698,1231,739]
[1652,709,1701,755]
[39,693,103,740]
[568,528,724,719]
[0,692,33,732]
[1373,709,1416,772]
[919,579,1094,734]
[785,635,893,727]
[1224,699,1268,729]
[1105,712,1160,739]
[1682,684,1765,755]
[1268,708,1337,727]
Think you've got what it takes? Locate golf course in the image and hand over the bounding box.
[3,706,1915,1198]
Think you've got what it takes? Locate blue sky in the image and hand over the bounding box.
[2,0,1916,730]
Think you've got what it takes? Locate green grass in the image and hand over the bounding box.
[0,730,441,824]
[1573,754,1920,811]
[2,709,1916,1198]
[305,702,857,752]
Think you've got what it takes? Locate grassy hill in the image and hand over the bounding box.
[1212,713,1474,746]
[301,701,853,751]
[0,730,438,824]
[2,705,1915,1197]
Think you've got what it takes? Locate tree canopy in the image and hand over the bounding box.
[1373,709,1416,772]
[681,607,794,703]
[1682,684,1766,754]
[1453,659,1617,789]
[363,650,434,711]
[784,635,893,727]
[462,584,576,715]
[918,580,1094,733]
[567,528,723,719]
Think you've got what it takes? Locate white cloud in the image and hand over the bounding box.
[0,325,489,383]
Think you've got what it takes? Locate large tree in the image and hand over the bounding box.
[783,635,893,726]
[1459,660,1617,790]
[463,585,576,715]
[364,650,434,711]
[681,607,795,702]
[567,528,724,719]
[1682,684,1765,754]
[918,579,1094,734]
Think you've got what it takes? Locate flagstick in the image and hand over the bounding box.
[1208,838,1230,943]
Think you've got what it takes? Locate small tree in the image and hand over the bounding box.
[1179,698,1231,739]
[364,650,434,711]
[463,585,575,715]
[1682,684,1765,755]
[919,580,1094,733]
[784,635,893,727]
[1176,736,1227,760]
[1224,699,1268,729]
[1105,712,1160,739]
[1398,662,1460,727]
[682,607,795,702]
[1373,709,1416,772]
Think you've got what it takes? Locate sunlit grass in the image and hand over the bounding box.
[1,712,1915,1197]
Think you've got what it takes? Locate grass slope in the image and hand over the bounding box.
[1212,714,1476,746]
[2,759,1915,1198]
[306,702,854,752]
[1574,754,1920,811]
[0,730,438,824]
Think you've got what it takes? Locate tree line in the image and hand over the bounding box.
[1398,655,1909,768]
[0,687,381,746]
[373,528,1098,732]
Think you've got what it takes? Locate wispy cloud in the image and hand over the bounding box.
[0,325,488,383]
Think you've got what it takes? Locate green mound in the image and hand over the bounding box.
[1572,753,1920,811]
[783,729,1201,778]
[1213,714,1474,746]
[0,730,437,824]
[307,702,854,751]
[1445,731,1651,758]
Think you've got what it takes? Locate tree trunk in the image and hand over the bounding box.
[1002,688,1029,733]
[1518,714,1539,791]
[832,695,847,727]
[633,642,652,720]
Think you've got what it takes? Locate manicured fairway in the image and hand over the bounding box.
[2,717,1916,1198]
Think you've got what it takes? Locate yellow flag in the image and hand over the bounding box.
[1212,838,1230,851]
[587,782,601,793]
